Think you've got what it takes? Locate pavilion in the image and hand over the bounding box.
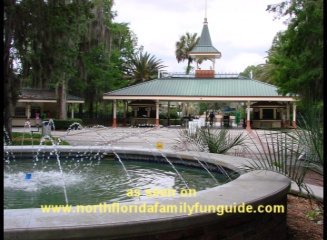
[103,14,296,130]
[12,88,84,127]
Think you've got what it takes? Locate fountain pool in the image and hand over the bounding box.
[4,156,231,209]
[4,145,290,240]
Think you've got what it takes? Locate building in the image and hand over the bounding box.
[103,13,296,129]
[12,88,84,127]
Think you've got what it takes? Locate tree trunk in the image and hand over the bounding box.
[88,100,93,119]
[4,47,13,140]
[186,60,192,74]
[57,81,67,119]
[3,0,17,140]
[79,103,83,118]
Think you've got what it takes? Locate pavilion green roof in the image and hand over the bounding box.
[103,76,288,98]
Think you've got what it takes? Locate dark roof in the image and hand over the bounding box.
[251,101,285,107]
[128,100,156,106]
[18,89,84,103]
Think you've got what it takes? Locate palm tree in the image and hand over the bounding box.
[175,32,200,74]
[129,51,166,85]
[255,62,276,83]
[186,102,200,116]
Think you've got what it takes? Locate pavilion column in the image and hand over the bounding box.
[112,99,117,128]
[155,100,159,127]
[70,104,74,119]
[26,103,31,119]
[273,108,277,120]
[167,101,171,126]
[123,100,127,126]
[292,102,297,128]
[182,102,186,116]
[134,107,137,117]
[281,108,286,128]
[246,101,251,130]
[259,108,263,119]
[146,107,151,117]
[286,103,290,127]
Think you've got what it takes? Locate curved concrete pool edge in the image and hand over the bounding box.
[4,147,291,240]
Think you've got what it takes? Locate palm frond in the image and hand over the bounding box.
[177,127,249,154]
[241,124,323,210]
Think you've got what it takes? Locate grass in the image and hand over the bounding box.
[9,132,70,146]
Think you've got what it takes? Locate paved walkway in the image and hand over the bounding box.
[11,126,323,202]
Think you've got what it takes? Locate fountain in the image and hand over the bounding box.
[4,124,290,240]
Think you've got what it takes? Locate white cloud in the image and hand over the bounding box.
[113,0,287,73]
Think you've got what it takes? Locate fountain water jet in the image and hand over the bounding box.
[136,128,190,189]
[38,134,69,205]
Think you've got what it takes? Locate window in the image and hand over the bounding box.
[31,107,41,118]
[253,108,259,120]
[14,107,26,117]
[262,109,274,119]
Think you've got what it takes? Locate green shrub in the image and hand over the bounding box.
[159,109,179,119]
[159,118,182,125]
[170,119,182,125]
[52,119,83,130]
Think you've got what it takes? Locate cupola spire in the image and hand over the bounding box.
[188,0,222,78]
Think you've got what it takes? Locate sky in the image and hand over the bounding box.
[112,0,287,74]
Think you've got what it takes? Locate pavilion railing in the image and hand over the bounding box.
[159,72,241,79]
